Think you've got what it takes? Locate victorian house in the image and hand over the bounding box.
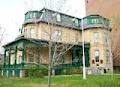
[2,8,112,77]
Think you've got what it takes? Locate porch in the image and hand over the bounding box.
[2,37,90,77]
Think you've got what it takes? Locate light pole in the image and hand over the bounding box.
[81,18,86,79]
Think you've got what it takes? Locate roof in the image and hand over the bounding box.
[23,8,81,30]
[3,36,48,47]
[3,36,90,48]
[84,14,110,21]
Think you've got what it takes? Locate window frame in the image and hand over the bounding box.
[56,13,61,22]
[94,49,100,62]
[93,32,99,43]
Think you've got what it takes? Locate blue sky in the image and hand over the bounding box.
[0,0,85,53]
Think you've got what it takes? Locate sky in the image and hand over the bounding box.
[0,0,86,53]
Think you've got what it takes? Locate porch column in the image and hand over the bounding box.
[15,46,17,65]
[14,46,17,77]
[8,49,11,66]
[3,49,7,67]
[72,48,77,64]
[22,44,25,66]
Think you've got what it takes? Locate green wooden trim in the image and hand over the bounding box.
[15,46,17,65]
[4,50,7,67]
[8,49,11,66]
[36,47,41,64]
[22,43,25,66]
[62,51,65,63]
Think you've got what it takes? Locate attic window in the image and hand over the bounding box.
[56,14,61,22]
[91,18,99,24]
[74,19,79,26]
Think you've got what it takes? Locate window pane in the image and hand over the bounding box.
[56,14,61,22]
[94,49,100,62]
[17,51,22,64]
[10,53,15,64]
[93,32,99,43]
[74,19,79,26]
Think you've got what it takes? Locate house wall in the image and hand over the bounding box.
[24,22,112,70]
[24,23,82,44]
[84,28,112,70]
[24,45,72,64]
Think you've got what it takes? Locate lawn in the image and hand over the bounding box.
[0,75,120,87]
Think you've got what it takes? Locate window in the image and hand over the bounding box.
[106,50,110,63]
[93,32,99,43]
[6,51,9,64]
[104,32,109,45]
[56,14,61,22]
[84,19,88,24]
[29,53,34,62]
[29,13,33,19]
[33,12,36,18]
[10,51,15,65]
[74,19,79,26]
[17,51,22,64]
[26,29,30,38]
[51,30,62,41]
[30,28,36,38]
[26,48,35,63]
[40,13,43,19]
[92,18,99,24]
[94,49,100,62]
[28,50,34,62]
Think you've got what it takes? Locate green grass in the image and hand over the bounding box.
[0,75,120,87]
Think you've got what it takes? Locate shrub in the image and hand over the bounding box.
[60,67,82,75]
[24,66,48,78]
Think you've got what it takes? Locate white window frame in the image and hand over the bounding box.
[56,14,61,22]
[74,19,79,26]
[92,18,99,24]
[94,49,100,62]
[10,53,15,65]
[93,32,99,43]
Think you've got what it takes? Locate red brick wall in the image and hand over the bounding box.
[86,0,120,66]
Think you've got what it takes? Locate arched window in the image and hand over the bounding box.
[94,49,100,62]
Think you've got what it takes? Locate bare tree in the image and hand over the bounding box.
[41,19,78,87]
[0,25,7,73]
[23,0,80,87]
[40,1,80,87]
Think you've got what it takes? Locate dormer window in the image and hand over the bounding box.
[33,12,36,18]
[29,13,33,19]
[92,18,99,24]
[56,14,61,22]
[74,19,79,26]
